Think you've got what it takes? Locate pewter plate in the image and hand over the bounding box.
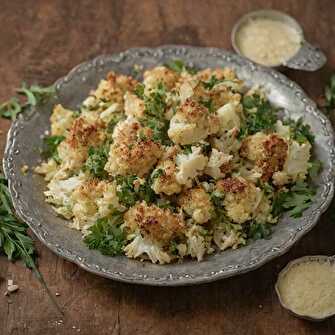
[3,46,335,286]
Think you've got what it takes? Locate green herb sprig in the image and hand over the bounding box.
[0,174,62,314]
[0,83,55,120]
[164,59,197,75]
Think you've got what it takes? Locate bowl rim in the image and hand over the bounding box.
[3,45,335,286]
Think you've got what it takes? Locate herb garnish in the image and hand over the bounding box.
[42,135,65,163]
[284,118,314,144]
[0,83,55,120]
[241,94,277,135]
[272,181,316,218]
[84,144,109,178]
[0,174,62,314]
[165,59,197,75]
[84,213,126,256]
[247,222,272,240]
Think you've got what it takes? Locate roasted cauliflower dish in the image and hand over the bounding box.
[36,60,319,264]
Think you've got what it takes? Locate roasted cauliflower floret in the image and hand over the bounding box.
[185,225,213,261]
[93,71,138,107]
[240,132,288,181]
[35,159,58,181]
[205,148,233,179]
[273,140,311,185]
[143,66,178,94]
[175,146,208,187]
[217,177,263,224]
[124,202,185,245]
[213,223,245,251]
[50,104,75,136]
[178,187,213,224]
[217,102,242,134]
[70,179,105,230]
[168,98,219,145]
[105,140,162,177]
[124,91,145,118]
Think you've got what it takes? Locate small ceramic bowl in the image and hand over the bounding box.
[231,9,326,71]
[275,255,335,321]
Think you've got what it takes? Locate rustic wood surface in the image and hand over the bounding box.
[0,1,335,334]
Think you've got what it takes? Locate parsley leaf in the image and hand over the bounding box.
[242,95,277,135]
[42,135,65,163]
[84,214,126,256]
[272,182,316,218]
[134,83,145,99]
[308,160,322,178]
[115,175,156,207]
[84,144,109,179]
[247,222,272,240]
[165,59,197,75]
[0,84,55,120]
[284,118,314,144]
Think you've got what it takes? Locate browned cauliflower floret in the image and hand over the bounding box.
[50,104,75,136]
[124,91,145,118]
[217,177,263,224]
[105,117,162,177]
[151,146,182,195]
[178,187,213,224]
[240,132,288,182]
[168,98,219,145]
[124,202,185,245]
[143,66,178,94]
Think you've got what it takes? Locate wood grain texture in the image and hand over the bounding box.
[0,0,335,334]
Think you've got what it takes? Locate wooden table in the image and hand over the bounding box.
[1,1,335,334]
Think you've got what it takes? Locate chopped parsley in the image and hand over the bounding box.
[165,59,198,75]
[107,113,126,134]
[284,117,314,144]
[84,213,126,256]
[242,94,277,135]
[42,135,65,163]
[202,75,224,90]
[247,222,272,240]
[134,83,145,99]
[199,97,215,113]
[115,175,156,207]
[84,144,109,179]
[272,181,316,218]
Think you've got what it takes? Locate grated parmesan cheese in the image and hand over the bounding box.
[276,258,335,319]
[236,18,302,66]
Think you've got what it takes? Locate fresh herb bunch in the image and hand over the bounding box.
[84,213,126,256]
[0,174,62,314]
[240,94,277,136]
[272,181,316,218]
[0,83,55,120]
[42,135,65,163]
[164,59,197,75]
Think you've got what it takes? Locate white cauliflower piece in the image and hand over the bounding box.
[213,224,245,251]
[99,103,120,123]
[217,177,263,224]
[124,92,145,118]
[186,225,212,261]
[44,173,86,219]
[35,159,58,181]
[50,104,75,136]
[205,149,233,179]
[124,235,171,264]
[284,140,311,181]
[275,120,290,139]
[176,146,208,187]
[212,128,241,155]
[178,79,198,103]
[143,66,178,94]
[168,98,219,145]
[217,102,242,134]
[96,182,125,217]
[179,187,213,224]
